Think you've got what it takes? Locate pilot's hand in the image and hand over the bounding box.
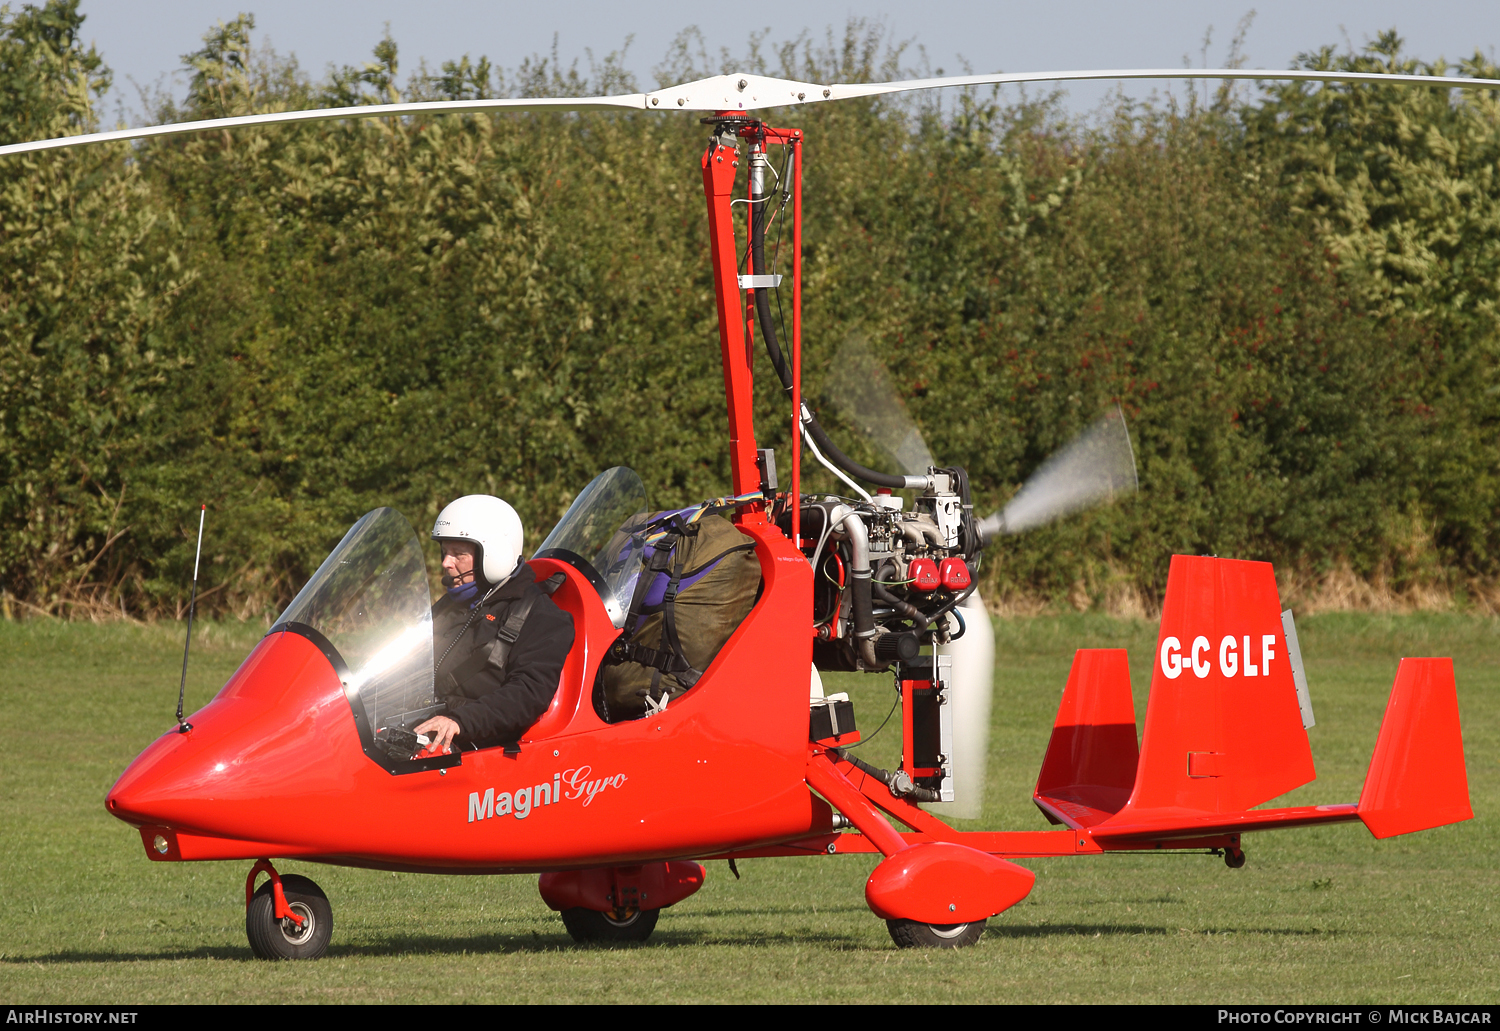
[413,715,460,755]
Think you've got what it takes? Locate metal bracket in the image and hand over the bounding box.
[737,274,783,289]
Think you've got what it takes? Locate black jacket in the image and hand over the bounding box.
[431,565,575,748]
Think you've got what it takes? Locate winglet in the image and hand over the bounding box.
[1033,649,1138,828]
[1358,658,1473,839]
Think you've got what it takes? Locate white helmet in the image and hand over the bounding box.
[432,495,525,585]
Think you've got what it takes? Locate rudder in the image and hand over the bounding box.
[1121,555,1314,817]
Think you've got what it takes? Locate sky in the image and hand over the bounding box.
[77,1,1500,122]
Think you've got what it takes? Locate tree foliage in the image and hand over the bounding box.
[2,4,1499,617]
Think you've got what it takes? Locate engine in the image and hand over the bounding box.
[779,469,981,674]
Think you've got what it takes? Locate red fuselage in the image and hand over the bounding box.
[108,525,830,871]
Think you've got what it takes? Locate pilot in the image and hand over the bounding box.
[413,495,575,755]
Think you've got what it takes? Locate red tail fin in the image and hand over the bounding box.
[1359,658,1473,838]
[1075,558,1470,845]
[1033,649,1138,828]
[1121,555,1314,816]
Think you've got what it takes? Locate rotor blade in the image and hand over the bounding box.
[9,67,1500,159]
[642,67,1500,112]
[826,335,934,477]
[816,66,1500,107]
[979,406,1138,538]
[0,93,649,159]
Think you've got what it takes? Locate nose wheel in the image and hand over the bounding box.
[886,918,987,949]
[245,863,333,960]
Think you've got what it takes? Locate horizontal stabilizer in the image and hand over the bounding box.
[1034,649,1138,829]
[1358,658,1473,839]
[1090,802,1360,842]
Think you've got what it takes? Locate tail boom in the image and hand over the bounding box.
[1089,802,1360,843]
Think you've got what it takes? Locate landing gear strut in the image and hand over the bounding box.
[245,859,333,960]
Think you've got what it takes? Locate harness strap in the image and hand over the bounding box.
[621,532,680,639]
[486,590,540,680]
[434,580,503,676]
[655,544,701,690]
[609,640,697,676]
[679,542,756,580]
[635,542,758,614]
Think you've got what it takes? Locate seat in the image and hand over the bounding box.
[518,559,608,741]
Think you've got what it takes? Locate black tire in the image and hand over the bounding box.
[886,918,986,949]
[246,874,333,960]
[560,906,660,944]
[1225,847,1247,869]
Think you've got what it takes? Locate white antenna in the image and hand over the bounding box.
[175,505,206,734]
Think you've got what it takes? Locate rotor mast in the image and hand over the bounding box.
[701,121,758,505]
[700,114,804,539]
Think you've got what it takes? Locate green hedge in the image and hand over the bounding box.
[2,4,1498,617]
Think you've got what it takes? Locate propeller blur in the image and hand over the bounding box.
[827,336,936,477]
[978,406,1139,540]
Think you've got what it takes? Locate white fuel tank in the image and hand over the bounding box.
[924,589,993,821]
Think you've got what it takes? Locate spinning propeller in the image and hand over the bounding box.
[829,337,1138,819]
[826,336,934,477]
[827,336,1139,537]
[976,407,1139,540]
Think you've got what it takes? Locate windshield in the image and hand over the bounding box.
[534,466,650,627]
[274,507,449,772]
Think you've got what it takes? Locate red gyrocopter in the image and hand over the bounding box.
[4,63,1482,957]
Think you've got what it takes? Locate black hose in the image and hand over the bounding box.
[805,416,910,490]
[829,747,942,803]
[871,581,931,629]
[750,171,792,395]
[948,607,967,642]
[749,158,908,491]
[850,567,876,645]
[921,567,981,632]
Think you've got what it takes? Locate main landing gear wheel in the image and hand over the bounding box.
[246,874,333,960]
[560,906,660,944]
[886,918,987,949]
[1224,847,1247,869]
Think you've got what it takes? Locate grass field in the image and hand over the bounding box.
[0,613,1494,1004]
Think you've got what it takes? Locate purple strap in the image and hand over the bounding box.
[639,557,726,609]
